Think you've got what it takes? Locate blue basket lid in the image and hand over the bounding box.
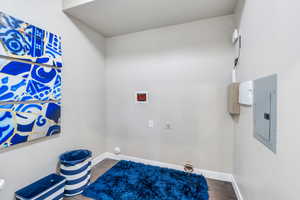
[59,149,92,166]
[15,174,65,199]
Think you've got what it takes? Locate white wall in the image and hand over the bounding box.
[234,0,300,199]
[0,0,106,199]
[105,15,235,173]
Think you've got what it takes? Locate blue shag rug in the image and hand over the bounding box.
[82,160,209,200]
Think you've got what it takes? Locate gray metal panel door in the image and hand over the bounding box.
[254,74,277,153]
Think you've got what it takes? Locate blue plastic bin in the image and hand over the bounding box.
[59,149,92,196]
[15,173,66,200]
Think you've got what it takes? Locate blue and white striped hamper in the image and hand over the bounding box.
[59,149,92,197]
[15,174,66,200]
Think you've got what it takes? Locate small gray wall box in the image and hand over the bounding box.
[254,74,277,153]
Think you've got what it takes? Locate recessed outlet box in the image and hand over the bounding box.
[165,122,172,130]
[135,91,148,103]
[228,83,240,115]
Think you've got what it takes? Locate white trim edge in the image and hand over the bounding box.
[92,152,112,166]
[92,152,243,200]
[231,175,244,200]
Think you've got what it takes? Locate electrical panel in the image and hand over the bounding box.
[254,74,277,153]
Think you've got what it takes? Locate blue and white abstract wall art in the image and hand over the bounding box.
[0,11,62,150]
[0,59,61,102]
[0,12,63,67]
[0,102,61,149]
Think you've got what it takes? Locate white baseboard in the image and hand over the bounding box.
[92,152,112,166]
[231,175,244,200]
[92,152,243,200]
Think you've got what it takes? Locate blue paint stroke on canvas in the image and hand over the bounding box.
[0,59,61,102]
[0,102,61,149]
[0,111,14,146]
[0,12,63,67]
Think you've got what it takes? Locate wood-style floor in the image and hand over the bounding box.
[65,159,237,200]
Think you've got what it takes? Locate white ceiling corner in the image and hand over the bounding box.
[63,0,238,37]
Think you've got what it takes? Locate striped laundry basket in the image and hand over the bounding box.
[15,174,66,200]
[59,149,92,197]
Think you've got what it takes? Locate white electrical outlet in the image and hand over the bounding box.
[239,81,254,106]
[0,179,5,190]
[148,120,154,128]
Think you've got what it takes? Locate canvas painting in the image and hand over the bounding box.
[0,11,62,149]
[0,12,62,67]
[0,59,61,102]
[0,102,61,149]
